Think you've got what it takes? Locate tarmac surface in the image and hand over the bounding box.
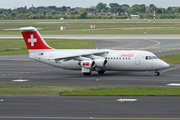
[1,96,180,120]
[0,35,180,119]
[0,60,180,87]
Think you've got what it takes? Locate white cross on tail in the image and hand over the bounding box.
[28,34,37,46]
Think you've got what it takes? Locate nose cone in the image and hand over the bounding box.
[163,62,169,68]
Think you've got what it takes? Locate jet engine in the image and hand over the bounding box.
[78,60,95,69]
[94,59,107,67]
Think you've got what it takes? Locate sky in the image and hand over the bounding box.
[0,0,180,9]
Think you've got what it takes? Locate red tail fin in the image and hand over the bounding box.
[20,27,52,50]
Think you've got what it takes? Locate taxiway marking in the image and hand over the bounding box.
[117,99,137,102]
[161,65,180,73]
[167,83,180,86]
[138,39,160,50]
[12,79,29,82]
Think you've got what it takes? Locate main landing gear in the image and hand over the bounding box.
[83,73,91,76]
[98,71,105,75]
[155,71,160,76]
[83,71,106,76]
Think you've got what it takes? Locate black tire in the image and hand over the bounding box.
[98,71,105,74]
[83,73,91,76]
[155,72,160,76]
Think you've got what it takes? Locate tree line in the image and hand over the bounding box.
[0,2,180,20]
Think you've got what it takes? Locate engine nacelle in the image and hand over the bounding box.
[94,59,107,67]
[78,60,95,69]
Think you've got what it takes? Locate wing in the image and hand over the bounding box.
[46,50,108,62]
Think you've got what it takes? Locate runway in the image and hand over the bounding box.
[1,96,180,120]
[0,35,180,119]
[0,60,180,87]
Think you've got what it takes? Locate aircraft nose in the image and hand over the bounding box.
[162,62,169,68]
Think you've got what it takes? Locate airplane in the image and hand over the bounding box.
[5,27,169,76]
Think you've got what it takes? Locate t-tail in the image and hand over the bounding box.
[5,27,53,52]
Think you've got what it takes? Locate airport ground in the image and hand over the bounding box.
[1,19,180,35]
[0,34,180,119]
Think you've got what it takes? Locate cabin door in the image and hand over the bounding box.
[135,55,141,65]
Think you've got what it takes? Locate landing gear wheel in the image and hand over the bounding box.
[83,73,91,76]
[155,72,160,76]
[98,71,105,75]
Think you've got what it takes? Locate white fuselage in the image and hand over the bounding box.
[29,49,169,72]
[5,26,169,76]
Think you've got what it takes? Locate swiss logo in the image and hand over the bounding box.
[28,34,37,46]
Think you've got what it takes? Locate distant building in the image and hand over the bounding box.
[0,14,6,17]
[75,7,87,13]
[38,9,55,13]
[131,15,140,19]
[120,12,124,15]
[96,13,103,15]
[88,12,95,15]
[105,12,115,16]
[75,6,96,13]
[90,6,96,9]
[116,12,124,15]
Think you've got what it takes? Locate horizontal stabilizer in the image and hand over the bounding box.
[4,27,42,31]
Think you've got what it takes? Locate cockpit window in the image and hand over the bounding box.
[152,56,158,59]
[145,56,148,60]
[145,56,159,60]
[149,56,153,60]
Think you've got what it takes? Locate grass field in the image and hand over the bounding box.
[0,83,180,96]
[0,83,99,96]
[0,38,96,55]
[1,19,180,35]
[59,86,180,96]
[159,53,180,63]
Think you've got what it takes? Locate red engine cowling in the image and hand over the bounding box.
[78,60,95,69]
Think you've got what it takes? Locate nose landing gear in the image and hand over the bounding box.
[155,71,160,76]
